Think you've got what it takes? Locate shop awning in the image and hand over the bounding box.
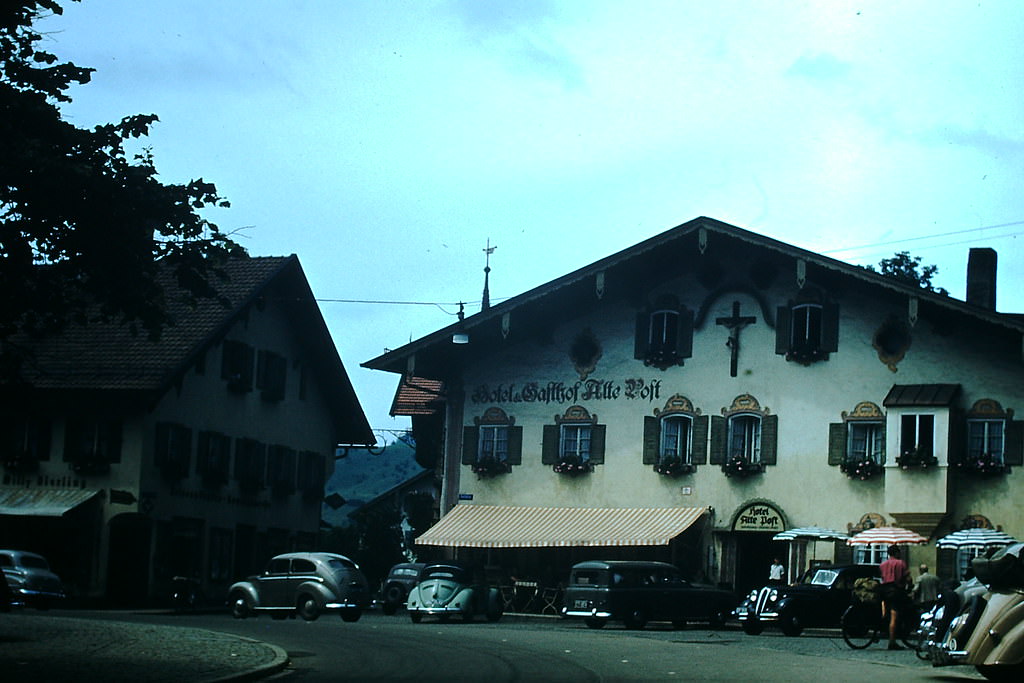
[415,505,709,548]
[0,489,102,517]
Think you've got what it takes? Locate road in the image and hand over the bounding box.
[94,610,985,682]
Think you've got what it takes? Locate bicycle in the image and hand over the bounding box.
[841,595,919,650]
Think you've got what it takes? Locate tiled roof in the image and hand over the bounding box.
[883,384,961,407]
[389,376,445,416]
[14,256,290,392]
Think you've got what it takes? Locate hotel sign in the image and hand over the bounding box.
[471,378,663,405]
[733,503,784,532]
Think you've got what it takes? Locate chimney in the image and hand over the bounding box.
[966,247,997,310]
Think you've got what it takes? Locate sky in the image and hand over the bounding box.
[39,0,1024,443]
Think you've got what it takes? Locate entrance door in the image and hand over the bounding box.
[107,514,152,606]
[734,532,777,595]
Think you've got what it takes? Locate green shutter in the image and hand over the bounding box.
[675,307,695,360]
[541,424,560,465]
[775,305,792,355]
[507,426,523,466]
[634,312,650,360]
[642,416,660,465]
[761,414,778,465]
[589,425,606,465]
[461,426,478,465]
[1005,419,1024,467]
[692,415,709,465]
[828,422,847,466]
[709,416,726,465]
[821,302,840,353]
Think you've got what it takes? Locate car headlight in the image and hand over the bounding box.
[768,589,778,601]
[747,590,758,601]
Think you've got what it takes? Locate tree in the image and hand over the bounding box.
[1,1,243,361]
[865,251,949,296]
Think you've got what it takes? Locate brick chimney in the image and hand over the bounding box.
[966,247,997,310]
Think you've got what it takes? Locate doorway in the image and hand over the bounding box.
[733,532,777,595]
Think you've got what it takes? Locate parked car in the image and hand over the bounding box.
[0,549,66,609]
[734,564,881,636]
[562,560,737,630]
[380,562,426,615]
[406,563,503,623]
[228,552,369,622]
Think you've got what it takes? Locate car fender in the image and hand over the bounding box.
[975,596,1024,666]
[296,579,334,606]
[227,581,261,607]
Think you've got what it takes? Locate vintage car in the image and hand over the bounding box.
[735,564,881,636]
[228,551,369,622]
[406,563,503,623]
[380,562,426,615]
[0,549,66,609]
[562,560,737,630]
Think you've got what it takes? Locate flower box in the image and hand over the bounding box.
[954,453,1009,477]
[896,448,939,470]
[840,458,883,481]
[721,456,763,478]
[553,456,593,476]
[654,459,696,477]
[472,457,512,478]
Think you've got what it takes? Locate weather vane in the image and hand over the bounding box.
[482,238,497,311]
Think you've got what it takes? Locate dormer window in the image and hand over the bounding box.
[776,288,838,364]
[635,295,694,370]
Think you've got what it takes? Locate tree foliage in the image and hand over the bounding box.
[0,0,244,353]
[865,251,949,296]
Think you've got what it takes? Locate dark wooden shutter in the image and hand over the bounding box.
[948,409,965,466]
[828,422,847,466]
[675,307,695,360]
[541,424,560,465]
[642,416,660,465]
[507,426,523,466]
[461,426,478,465]
[1004,419,1024,466]
[761,414,778,465]
[692,415,709,464]
[709,416,726,465]
[155,422,170,467]
[821,302,840,353]
[589,425,606,464]
[634,312,650,360]
[775,305,792,355]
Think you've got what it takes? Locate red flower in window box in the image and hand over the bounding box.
[472,456,512,478]
[654,457,696,477]
[721,456,763,478]
[954,452,1009,476]
[840,458,883,481]
[896,447,939,470]
[553,455,593,475]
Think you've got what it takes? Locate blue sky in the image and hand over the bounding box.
[42,0,1024,440]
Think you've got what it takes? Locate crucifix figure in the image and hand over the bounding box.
[716,300,756,377]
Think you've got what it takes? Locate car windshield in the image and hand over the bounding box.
[327,558,357,571]
[19,555,50,570]
[806,569,838,586]
[423,566,467,582]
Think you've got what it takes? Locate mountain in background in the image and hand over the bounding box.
[322,438,425,527]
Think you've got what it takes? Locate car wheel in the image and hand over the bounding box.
[229,592,252,619]
[585,617,607,629]
[780,615,803,637]
[485,591,503,622]
[297,595,320,621]
[623,610,647,630]
[341,608,361,623]
[741,620,764,636]
[384,584,405,605]
[410,612,423,624]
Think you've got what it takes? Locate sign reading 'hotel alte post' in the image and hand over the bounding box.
[734,503,785,532]
[471,378,663,405]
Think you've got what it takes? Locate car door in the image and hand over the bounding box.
[260,557,292,607]
[287,558,318,604]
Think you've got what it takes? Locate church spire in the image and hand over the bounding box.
[482,239,496,311]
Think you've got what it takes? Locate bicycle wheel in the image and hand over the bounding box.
[841,604,879,649]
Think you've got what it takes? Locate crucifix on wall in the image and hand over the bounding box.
[716,300,756,377]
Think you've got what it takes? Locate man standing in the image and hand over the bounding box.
[879,546,911,650]
[768,558,785,585]
[913,564,941,610]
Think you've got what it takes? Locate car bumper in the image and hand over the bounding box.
[562,608,613,619]
[410,605,468,616]
[735,608,780,622]
[325,600,365,610]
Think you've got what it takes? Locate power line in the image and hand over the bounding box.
[822,220,1024,255]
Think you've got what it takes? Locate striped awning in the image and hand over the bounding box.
[415,505,709,548]
[0,489,102,517]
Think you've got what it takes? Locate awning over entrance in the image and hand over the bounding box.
[415,505,709,548]
[0,489,101,517]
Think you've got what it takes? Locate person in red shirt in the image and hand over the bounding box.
[879,545,911,650]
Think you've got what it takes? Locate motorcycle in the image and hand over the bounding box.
[170,575,201,611]
[929,542,1024,681]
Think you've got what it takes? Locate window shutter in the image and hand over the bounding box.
[821,302,840,353]
[775,305,792,355]
[1004,419,1024,466]
[948,410,965,466]
[634,312,650,360]
[507,426,523,465]
[692,415,709,464]
[589,425,606,464]
[709,416,726,465]
[761,414,778,465]
[461,426,478,465]
[155,422,170,467]
[675,307,695,360]
[642,416,660,464]
[828,422,847,466]
[197,431,210,475]
[541,424,560,465]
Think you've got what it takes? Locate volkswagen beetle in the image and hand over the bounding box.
[406,563,503,623]
[227,551,369,622]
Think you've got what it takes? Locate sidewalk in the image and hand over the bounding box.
[0,611,288,683]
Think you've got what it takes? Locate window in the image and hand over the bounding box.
[957,399,1023,474]
[849,422,885,462]
[267,445,296,496]
[461,407,522,476]
[2,415,51,472]
[235,438,266,491]
[221,340,255,392]
[542,405,606,473]
[967,419,1004,463]
[830,404,887,479]
[643,395,708,473]
[956,547,986,581]
[297,450,326,495]
[776,289,838,364]
[64,418,122,474]
[208,528,233,582]
[634,295,694,369]
[197,431,231,487]
[853,543,887,565]
[900,414,934,458]
[661,415,691,463]
[256,350,287,401]
[155,422,192,480]
[709,394,777,474]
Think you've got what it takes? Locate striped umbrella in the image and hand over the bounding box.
[936,528,1017,550]
[846,525,928,546]
[773,526,848,542]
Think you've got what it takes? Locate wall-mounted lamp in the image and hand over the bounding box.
[452,333,470,344]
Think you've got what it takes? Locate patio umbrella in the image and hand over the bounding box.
[846,525,928,546]
[936,528,1017,550]
[773,526,848,541]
